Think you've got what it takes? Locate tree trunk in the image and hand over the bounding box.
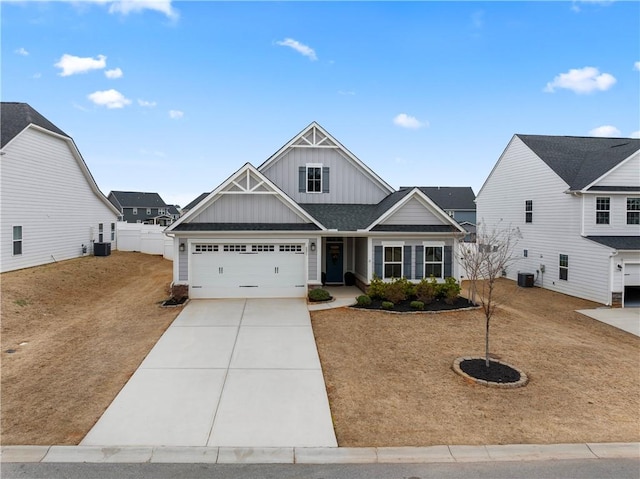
[485,317,490,368]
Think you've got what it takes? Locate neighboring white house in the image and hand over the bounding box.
[166,122,469,299]
[477,134,640,307]
[1,102,120,273]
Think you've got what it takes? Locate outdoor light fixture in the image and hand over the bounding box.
[179,243,185,252]
[310,242,316,252]
[617,264,622,270]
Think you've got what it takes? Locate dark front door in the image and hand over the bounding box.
[325,243,343,283]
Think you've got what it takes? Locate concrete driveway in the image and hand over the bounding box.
[577,307,640,337]
[81,299,337,448]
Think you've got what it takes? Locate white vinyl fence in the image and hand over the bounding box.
[116,223,174,260]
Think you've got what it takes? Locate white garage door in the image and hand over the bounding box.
[190,243,306,298]
[624,263,640,286]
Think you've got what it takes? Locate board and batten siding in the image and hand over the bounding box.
[1,128,118,273]
[594,152,639,187]
[260,148,389,204]
[191,194,305,224]
[477,135,612,305]
[380,197,445,225]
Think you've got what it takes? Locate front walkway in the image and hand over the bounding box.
[81,299,337,448]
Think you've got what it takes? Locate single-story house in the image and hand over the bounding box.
[166,122,468,299]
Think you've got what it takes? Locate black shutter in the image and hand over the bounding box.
[322,167,330,193]
[415,246,424,279]
[374,245,382,278]
[403,245,412,279]
[444,245,452,278]
[299,166,306,193]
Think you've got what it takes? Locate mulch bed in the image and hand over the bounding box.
[459,358,521,383]
[352,296,475,312]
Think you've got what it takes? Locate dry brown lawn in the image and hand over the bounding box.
[2,255,638,447]
[312,280,640,447]
[1,252,180,445]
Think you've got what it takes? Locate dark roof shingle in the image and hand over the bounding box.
[585,236,640,250]
[1,102,69,148]
[517,135,640,190]
[109,191,167,208]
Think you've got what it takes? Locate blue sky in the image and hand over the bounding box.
[3,0,639,208]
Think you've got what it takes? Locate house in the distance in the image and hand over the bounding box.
[477,134,640,307]
[108,191,172,225]
[416,187,476,241]
[1,102,120,272]
[166,122,468,299]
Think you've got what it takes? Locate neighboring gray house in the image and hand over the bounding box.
[167,205,181,222]
[108,191,171,224]
[166,122,468,299]
[1,102,120,272]
[417,187,476,225]
[477,134,640,307]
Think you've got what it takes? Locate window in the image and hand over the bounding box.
[424,246,443,278]
[559,254,568,281]
[307,166,322,193]
[133,208,138,215]
[12,226,22,255]
[158,208,165,215]
[111,223,115,241]
[195,244,218,252]
[596,197,610,224]
[98,223,104,242]
[146,208,152,215]
[525,200,533,223]
[223,244,247,252]
[252,244,275,252]
[383,246,402,278]
[279,244,302,252]
[627,197,640,225]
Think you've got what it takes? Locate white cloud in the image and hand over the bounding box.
[276,38,317,61]
[589,125,621,137]
[32,73,42,79]
[108,0,178,20]
[169,109,184,119]
[15,47,29,56]
[544,66,616,94]
[88,89,131,109]
[629,131,640,139]
[138,99,157,107]
[634,61,640,71]
[55,53,106,76]
[105,67,123,79]
[338,90,355,96]
[571,0,615,12]
[393,113,428,130]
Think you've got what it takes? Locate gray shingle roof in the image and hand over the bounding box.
[585,236,640,250]
[172,222,320,231]
[1,102,69,148]
[413,187,476,210]
[371,224,459,233]
[517,135,640,190]
[109,191,167,208]
[183,192,210,211]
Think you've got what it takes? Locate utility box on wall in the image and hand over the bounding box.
[518,272,534,287]
[94,242,111,257]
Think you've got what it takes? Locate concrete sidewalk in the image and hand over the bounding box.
[80,299,337,448]
[2,443,638,464]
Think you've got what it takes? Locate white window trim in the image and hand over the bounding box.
[525,200,533,223]
[98,223,104,243]
[422,241,444,279]
[111,223,116,241]
[132,208,138,215]
[559,254,569,281]
[306,163,323,194]
[382,244,403,279]
[627,197,640,225]
[12,225,23,256]
[595,196,610,225]
[146,208,152,215]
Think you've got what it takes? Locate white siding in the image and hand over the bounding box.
[261,148,389,204]
[477,136,612,304]
[354,237,369,282]
[583,193,640,236]
[1,128,118,273]
[381,197,445,225]
[594,152,640,187]
[191,194,305,223]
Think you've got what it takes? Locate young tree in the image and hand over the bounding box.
[459,221,521,367]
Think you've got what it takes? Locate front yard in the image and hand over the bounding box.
[1,254,638,446]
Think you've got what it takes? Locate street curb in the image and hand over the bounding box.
[1,443,638,464]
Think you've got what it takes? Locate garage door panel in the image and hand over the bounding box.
[625,264,640,287]
[190,244,306,299]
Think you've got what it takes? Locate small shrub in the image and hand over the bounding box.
[356,294,372,306]
[367,274,386,300]
[410,300,424,310]
[381,301,394,310]
[441,277,461,304]
[308,288,331,302]
[415,276,439,304]
[383,278,408,304]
